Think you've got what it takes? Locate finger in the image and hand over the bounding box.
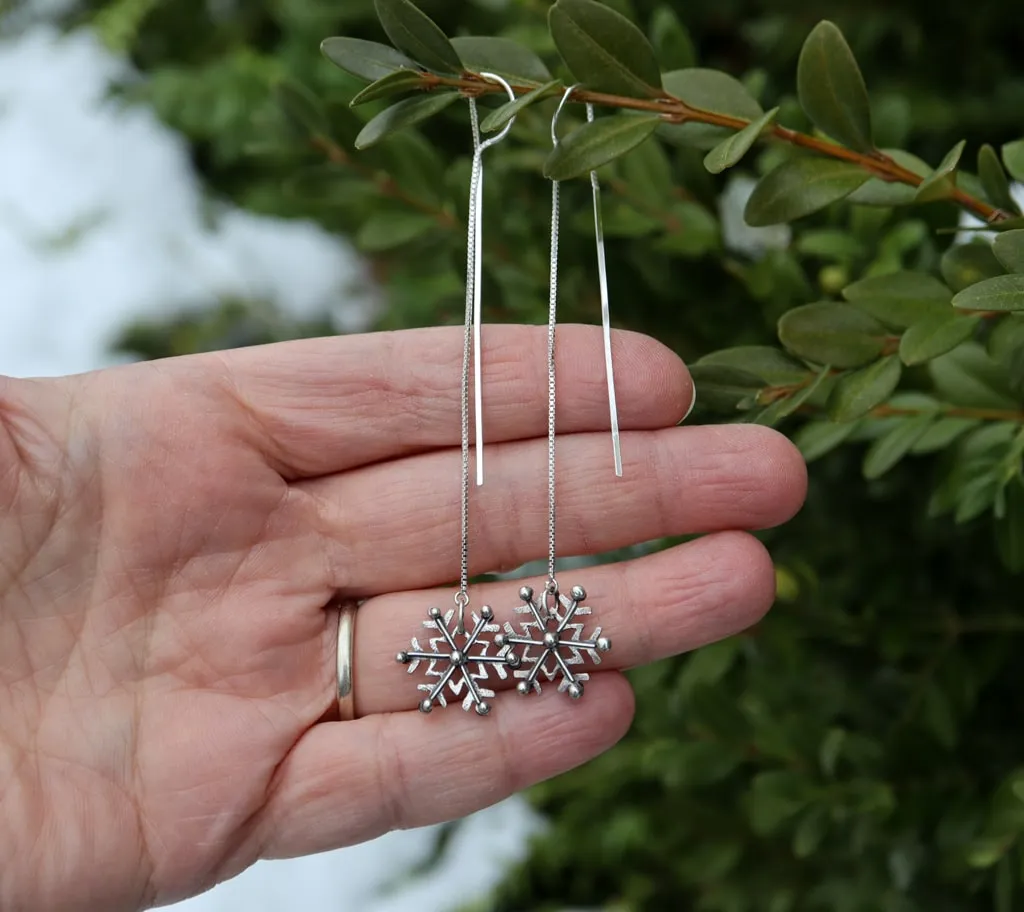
[209,325,692,479]
[256,673,635,860]
[301,424,806,594]
[350,530,774,716]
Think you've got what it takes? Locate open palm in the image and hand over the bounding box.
[0,325,806,911]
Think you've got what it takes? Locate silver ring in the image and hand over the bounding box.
[335,600,358,722]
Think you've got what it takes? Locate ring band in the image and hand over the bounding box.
[336,600,358,722]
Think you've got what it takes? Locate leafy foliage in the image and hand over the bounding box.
[42,0,1024,907]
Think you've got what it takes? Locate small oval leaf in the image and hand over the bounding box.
[350,69,424,106]
[952,275,1024,313]
[1003,139,1024,183]
[355,92,460,150]
[797,21,873,153]
[795,420,861,462]
[450,36,551,86]
[321,37,419,83]
[704,108,779,174]
[544,114,662,181]
[942,242,1006,292]
[828,356,902,422]
[549,0,663,98]
[899,314,980,366]
[745,157,870,227]
[979,144,1020,215]
[663,68,763,119]
[863,414,936,480]
[481,80,562,133]
[778,302,888,368]
[374,0,463,75]
[993,230,1024,275]
[273,80,329,137]
[915,140,966,203]
[842,270,951,328]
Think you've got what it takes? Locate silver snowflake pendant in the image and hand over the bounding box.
[496,584,611,700]
[397,605,508,716]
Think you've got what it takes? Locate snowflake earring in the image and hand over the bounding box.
[496,88,612,700]
[395,77,518,716]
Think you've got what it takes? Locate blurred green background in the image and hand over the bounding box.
[30,0,1024,908]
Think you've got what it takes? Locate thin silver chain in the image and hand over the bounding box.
[546,175,561,589]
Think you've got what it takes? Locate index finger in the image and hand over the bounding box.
[207,325,693,479]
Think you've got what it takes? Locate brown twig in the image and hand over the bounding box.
[422,73,1010,226]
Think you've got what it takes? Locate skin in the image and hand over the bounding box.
[0,325,807,911]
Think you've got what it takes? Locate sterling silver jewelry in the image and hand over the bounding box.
[396,83,517,715]
[496,89,612,699]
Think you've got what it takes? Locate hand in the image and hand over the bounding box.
[0,326,806,911]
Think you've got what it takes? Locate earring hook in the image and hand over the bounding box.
[550,84,578,148]
[465,72,517,492]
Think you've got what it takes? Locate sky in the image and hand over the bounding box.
[0,19,538,912]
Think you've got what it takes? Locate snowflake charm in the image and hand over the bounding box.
[397,605,509,716]
[496,584,611,700]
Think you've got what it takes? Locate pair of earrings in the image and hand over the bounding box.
[397,82,620,716]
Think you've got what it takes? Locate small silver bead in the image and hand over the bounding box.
[568,682,584,700]
[476,701,492,716]
[419,699,433,714]
[450,650,465,666]
[428,606,442,620]
[519,586,534,602]
[494,633,507,648]
[480,605,494,620]
[397,651,410,664]
[597,636,612,653]
[543,631,559,649]
[571,585,586,601]
[517,681,531,696]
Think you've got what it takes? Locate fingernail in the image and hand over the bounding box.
[683,380,697,422]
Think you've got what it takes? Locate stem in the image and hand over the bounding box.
[423,73,1010,225]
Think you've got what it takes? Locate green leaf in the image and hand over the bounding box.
[979,144,1020,214]
[843,271,952,328]
[930,343,1019,410]
[915,141,966,203]
[796,230,866,262]
[996,479,1024,574]
[863,414,936,479]
[754,365,830,426]
[544,114,662,181]
[993,230,1024,275]
[354,92,460,150]
[989,316,1024,397]
[829,356,902,422]
[952,275,1024,313]
[748,771,812,835]
[662,67,763,118]
[796,21,873,153]
[795,420,860,461]
[320,37,419,83]
[481,80,562,133]
[745,158,869,227]
[793,808,828,859]
[779,302,888,368]
[549,0,663,98]
[696,346,812,386]
[449,36,552,86]
[687,364,765,412]
[900,314,980,366]
[374,0,463,75]
[911,417,980,454]
[650,6,697,70]
[349,69,424,106]
[704,108,779,174]
[654,202,720,257]
[1003,139,1024,182]
[620,133,674,205]
[273,80,329,137]
[941,242,1007,292]
[356,210,437,251]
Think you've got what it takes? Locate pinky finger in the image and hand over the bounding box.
[255,674,636,860]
